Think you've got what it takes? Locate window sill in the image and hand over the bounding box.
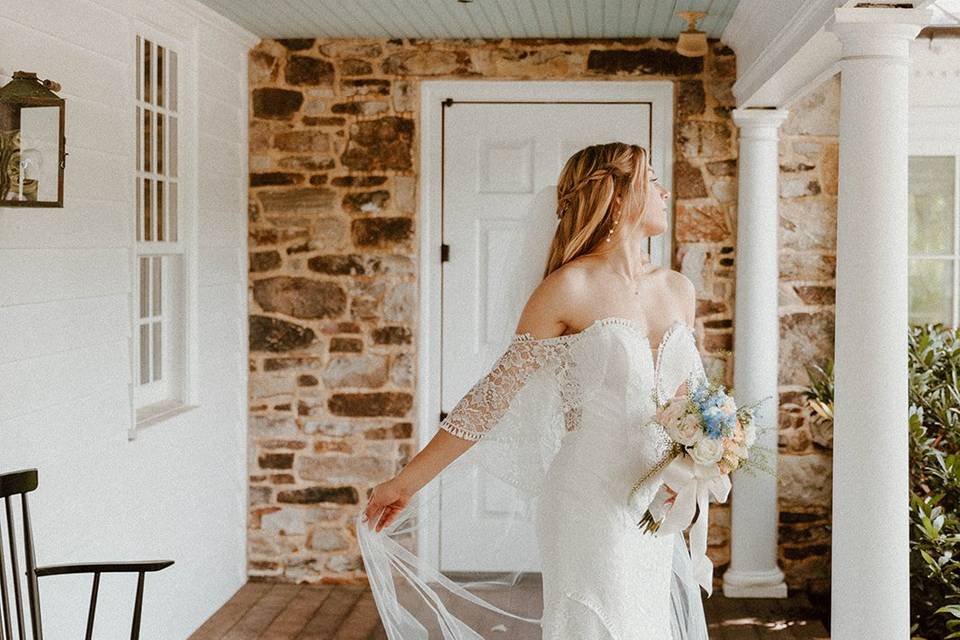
[133,399,199,436]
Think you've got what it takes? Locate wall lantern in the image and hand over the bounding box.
[676,11,709,58]
[0,71,66,207]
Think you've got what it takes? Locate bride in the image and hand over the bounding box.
[357,142,712,639]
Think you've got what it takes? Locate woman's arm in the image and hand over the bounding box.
[362,272,577,531]
[361,429,474,532]
[398,429,476,494]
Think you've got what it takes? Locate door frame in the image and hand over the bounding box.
[417,79,675,567]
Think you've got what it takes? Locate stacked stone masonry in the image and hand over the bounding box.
[247,35,836,599]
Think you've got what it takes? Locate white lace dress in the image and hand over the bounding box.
[357,317,710,640]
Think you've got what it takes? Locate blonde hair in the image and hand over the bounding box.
[543,142,652,278]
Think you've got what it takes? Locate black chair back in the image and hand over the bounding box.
[0,468,43,640]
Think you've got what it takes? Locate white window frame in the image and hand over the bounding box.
[908,105,960,329]
[128,22,200,438]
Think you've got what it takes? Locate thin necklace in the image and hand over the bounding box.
[610,258,652,296]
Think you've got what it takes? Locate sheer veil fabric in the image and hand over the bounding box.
[357,316,712,639]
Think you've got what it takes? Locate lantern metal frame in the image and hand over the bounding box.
[0,70,67,208]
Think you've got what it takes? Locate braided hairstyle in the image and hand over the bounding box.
[543,142,651,278]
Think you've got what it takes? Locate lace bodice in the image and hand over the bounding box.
[439,316,706,442]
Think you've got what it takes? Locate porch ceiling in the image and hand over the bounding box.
[194,0,740,40]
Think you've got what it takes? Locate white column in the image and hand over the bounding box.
[723,107,789,599]
[825,6,930,639]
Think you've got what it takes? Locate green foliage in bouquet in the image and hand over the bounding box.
[800,322,960,640]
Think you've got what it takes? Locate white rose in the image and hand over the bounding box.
[658,397,687,426]
[690,436,725,465]
[667,413,704,447]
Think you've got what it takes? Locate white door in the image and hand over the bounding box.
[430,82,674,573]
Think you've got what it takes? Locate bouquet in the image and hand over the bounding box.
[627,374,776,595]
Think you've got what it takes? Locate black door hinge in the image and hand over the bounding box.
[441,243,450,262]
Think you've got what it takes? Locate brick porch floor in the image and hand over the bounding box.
[189,581,830,639]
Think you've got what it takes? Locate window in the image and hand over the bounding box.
[133,33,192,429]
[908,155,958,327]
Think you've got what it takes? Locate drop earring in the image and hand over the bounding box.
[605,211,621,243]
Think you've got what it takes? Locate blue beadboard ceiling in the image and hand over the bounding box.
[195,0,741,40]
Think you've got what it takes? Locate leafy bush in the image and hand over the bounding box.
[908,322,960,639]
[800,322,960,639]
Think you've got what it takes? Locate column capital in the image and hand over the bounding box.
[732,107,789,127]
[826,6,932,59]
[732,108,789,140]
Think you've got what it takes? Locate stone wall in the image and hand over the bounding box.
[245,35,831,597]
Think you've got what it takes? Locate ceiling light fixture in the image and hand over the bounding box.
[676,11,708,57]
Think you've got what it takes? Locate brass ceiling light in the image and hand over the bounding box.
[676,11,708,57]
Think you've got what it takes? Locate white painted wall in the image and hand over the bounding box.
[911,35,960,108]
[0,0,257,637]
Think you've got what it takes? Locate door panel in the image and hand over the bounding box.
[439,100,660,572]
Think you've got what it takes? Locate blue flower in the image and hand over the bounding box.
[691,381,709,404]
[702,406,726,439]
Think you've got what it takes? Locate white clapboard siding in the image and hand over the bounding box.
[198,198,246,247]
[0,0,128,61]
[0,0,257,638]
[0,247,129,305]
[0,294,128,363]
[0,199,131,248]
[199,165,246,213]
[0,339,130,422]
[200,131,246,179]
[200,58,247,106]
[201,246,246,287]
[0,18,127,100]
[200,95,246,142]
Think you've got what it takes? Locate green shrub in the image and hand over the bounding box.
[800,322,960,639]
[908,322,960,639]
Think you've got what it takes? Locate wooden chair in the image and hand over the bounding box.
[0,468,174,640]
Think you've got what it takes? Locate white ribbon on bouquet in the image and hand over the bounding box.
[647,455,732,596]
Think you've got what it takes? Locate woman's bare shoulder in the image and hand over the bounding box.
[660,266,694,291]
[660,268,697,324]
[514,260,594,338]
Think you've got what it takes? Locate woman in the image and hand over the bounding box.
[358,142,711,639]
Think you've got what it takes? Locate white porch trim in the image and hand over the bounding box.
[724,0,941,108]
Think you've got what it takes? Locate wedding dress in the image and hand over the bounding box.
[357,316,712,639]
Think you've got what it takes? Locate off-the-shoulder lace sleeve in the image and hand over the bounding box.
[438,333,571,441]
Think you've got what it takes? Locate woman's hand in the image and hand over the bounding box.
[664,484,678,507]
[362,476,413,532]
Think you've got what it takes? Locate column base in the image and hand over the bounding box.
[722,568,789,598]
